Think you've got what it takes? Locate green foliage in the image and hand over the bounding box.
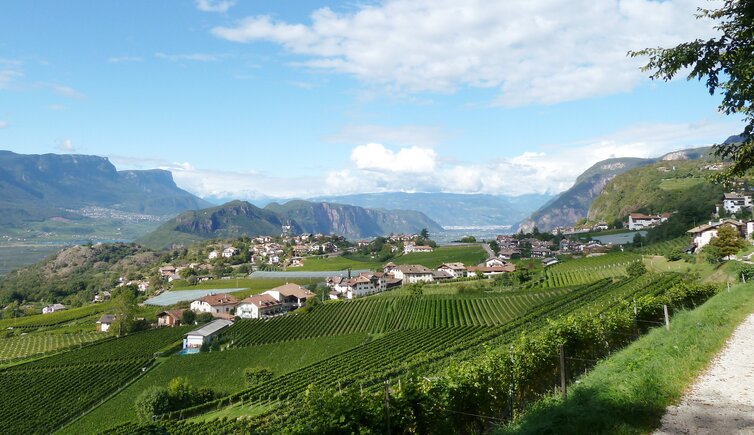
[626,261,647,278]
[243,367,274,387]
[588,161,723,228]
[700,244,723,264]
[710,224,747,259]
[536,252,640,288]
[135,387,171,422]
[0,332,105,363]
[0,243,157,305]
[195,312,214,323]
[0,327,187,434]
[630,0,754,180]
[181,309,195,325]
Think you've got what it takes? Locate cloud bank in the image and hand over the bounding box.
[111,119,738,200]
[212,0,717,106]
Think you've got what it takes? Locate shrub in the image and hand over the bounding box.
[627,261,647,278]
[134,387,171,422]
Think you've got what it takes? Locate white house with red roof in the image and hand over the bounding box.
[628,213,671,230]
[190,293,238,319]
[236,294,283,319]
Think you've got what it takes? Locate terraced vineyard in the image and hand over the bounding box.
[538,252,640,288]
[0,332,105,363]
[0,326,188,434]
[221,289,569,347]
[0,303,111,330]
[637,237,690,256]
[137,273,685,430]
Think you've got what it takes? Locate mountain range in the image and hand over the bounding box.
[311,192,552,227]
[517,146,716,232]
[137,199,442,249]
[0,151,210,225]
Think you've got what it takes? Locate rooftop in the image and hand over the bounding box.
[185,319,233,337]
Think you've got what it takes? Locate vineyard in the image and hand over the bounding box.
[0,332,104,363]
[537,252,640,288]
[221,289,569,347]
[107,272,694,433]
[0,302,111,330]
[636,237,690,256]
[0,326,188,434]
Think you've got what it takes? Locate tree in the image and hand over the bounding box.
[627,261,647,278]
[110,287,137,336]
[711,224,747,259]
[195,312,214,323]
[181,309,196,325]
[630,1,754,180]
[134,386,171,421]
[420,228,430,239]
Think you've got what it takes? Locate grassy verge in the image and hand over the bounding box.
[496,281,754,435]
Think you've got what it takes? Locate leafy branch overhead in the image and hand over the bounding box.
[629,0,754,181]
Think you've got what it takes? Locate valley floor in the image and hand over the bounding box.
[655,313,754,434]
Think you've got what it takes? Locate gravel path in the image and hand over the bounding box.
[655,313,754,435]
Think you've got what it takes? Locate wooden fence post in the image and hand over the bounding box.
[663,305,670,330]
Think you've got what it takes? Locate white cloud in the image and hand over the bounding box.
[212,0,716,106]
[325,119,739,196]
[0,120,6,128]
[327,124,445,148]
[155,52,225,62]
[108,56,143,63]
[57,139,76,153]
[351,143,437,173]
[195,0,236,13]
[46,83,86,99]
[109,119,739,199]
[0,59,23,90]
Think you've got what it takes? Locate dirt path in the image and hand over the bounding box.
[655,313,754,434]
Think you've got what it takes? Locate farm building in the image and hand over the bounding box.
[96,314,116,332]
[183,319,233,350]
[157,310,184,327]
[391,265,434,284]
[190,293,238,319]
[262,283,316,310]
[42,303,66,314]
[236,294,283,319]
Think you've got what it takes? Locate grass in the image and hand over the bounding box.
[170,277,322,298]
[496,280,754,435]
[297,255,380,271]
[62,332,369,434]
[297,245,488,272]
[658,177,705,191]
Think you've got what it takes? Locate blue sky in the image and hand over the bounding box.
[0,0,742,199]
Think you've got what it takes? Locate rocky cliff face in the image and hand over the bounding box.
[266,200,442,239]
[0,150,210,225]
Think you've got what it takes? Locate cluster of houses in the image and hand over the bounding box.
[325,258,517,299]
[687,218,754,253]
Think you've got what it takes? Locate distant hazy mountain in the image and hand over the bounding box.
[0,150,209,230]
[517,146,715,233]
[267,199,443,237]
[312,192,553,227]
[139,199,443,249]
